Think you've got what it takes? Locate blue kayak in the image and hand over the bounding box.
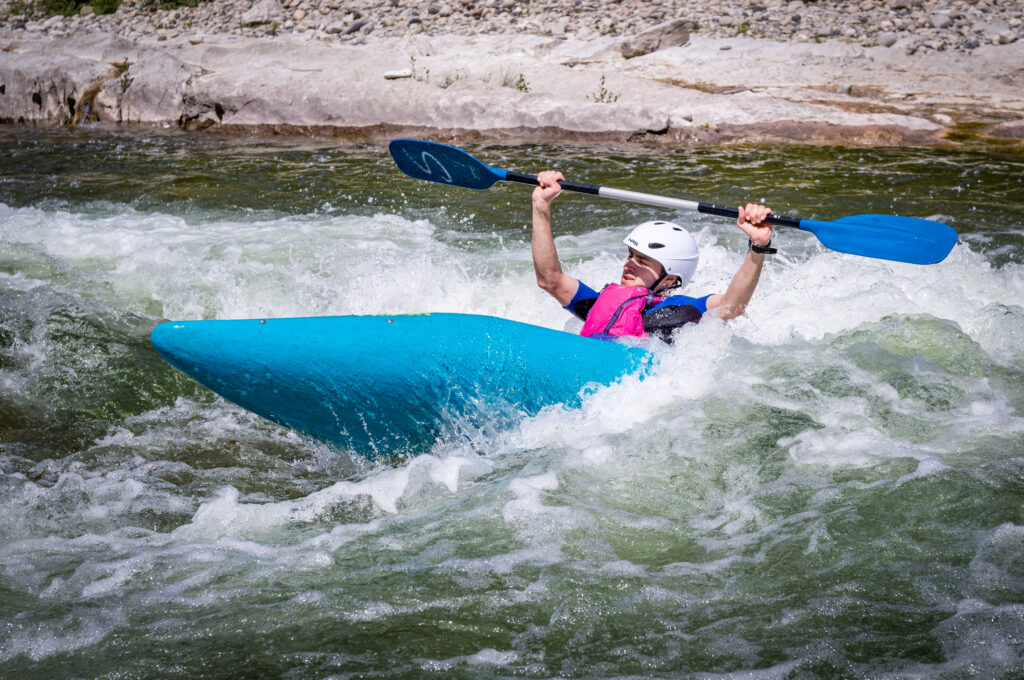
[150,313,653,457]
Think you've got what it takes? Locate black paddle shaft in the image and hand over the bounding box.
[505,170,801,228]
[696,203,801,228]
[505,170,601,195]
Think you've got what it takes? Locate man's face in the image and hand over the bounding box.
[621,248,665,288]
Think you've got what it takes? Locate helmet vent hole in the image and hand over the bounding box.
[647,242,665,249]
[672,227,683,231]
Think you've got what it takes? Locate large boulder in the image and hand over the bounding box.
[96,50,192,123]
[618,19,691,59]
[976,21,1018,45]
[241,0,283,27]
[0,50,111,124]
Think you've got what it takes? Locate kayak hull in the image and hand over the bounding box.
[150,313,652,456]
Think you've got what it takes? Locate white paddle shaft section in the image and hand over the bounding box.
[598,187,700,212]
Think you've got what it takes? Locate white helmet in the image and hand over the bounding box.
[623,220,700,288]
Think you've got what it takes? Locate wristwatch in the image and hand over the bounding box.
[748,239,777,255]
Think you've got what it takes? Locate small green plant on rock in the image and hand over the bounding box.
[438,71,463,89]
[501,71,531,93]
[408,55,431,82]
[587,75,619,103]
[113,58,133,93]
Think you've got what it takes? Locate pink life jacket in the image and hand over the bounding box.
[580,284,663,339]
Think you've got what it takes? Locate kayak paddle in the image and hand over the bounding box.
[388,138,958,265]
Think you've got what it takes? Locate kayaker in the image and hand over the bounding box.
[531,170,775,341]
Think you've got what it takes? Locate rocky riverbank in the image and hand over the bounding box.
[0,0,1022,146]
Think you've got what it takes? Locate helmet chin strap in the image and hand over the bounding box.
[650,271,681,293]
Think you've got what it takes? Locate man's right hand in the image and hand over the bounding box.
[531,169,578,306]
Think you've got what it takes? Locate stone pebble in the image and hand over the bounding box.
[0,0,1020,52]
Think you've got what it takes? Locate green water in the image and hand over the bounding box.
[0,127,1022,679]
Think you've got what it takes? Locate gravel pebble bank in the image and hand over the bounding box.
[2,0,1020,53]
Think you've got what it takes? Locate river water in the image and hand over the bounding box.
[1,127,1022,679]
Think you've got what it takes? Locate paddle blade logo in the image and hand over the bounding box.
[403,149,454,184]
[389,139,502,190]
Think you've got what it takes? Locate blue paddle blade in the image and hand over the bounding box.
[389,139,507,190]
[799,214,958,265]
